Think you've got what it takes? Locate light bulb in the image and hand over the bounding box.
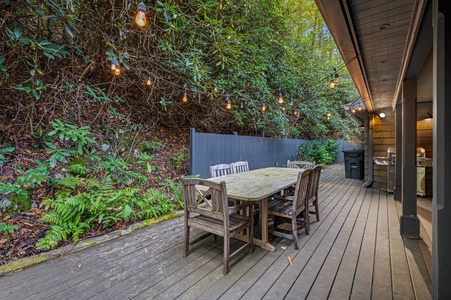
[379,112,386,118]
[334,73,340,83]
[278,88,284,104]
[358,105,362,111]
[226,101,232,110]
[282,106,286,111]
[135,2,147,27]
[329,79,336,89]
[146,77,153,86]
[262,104,267,112]
[352,109,356,114]
[114,68,121,75]
[111,63,116,71]
[182,90,188,103]
[293,110,298,116]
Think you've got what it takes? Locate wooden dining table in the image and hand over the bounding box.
[205,167,303,252]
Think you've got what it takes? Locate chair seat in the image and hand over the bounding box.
[268,199,296,216]
[188,213,251,235]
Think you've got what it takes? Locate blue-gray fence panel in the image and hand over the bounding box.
[190,128,360,178]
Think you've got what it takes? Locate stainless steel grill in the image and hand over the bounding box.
[373,147,432,195]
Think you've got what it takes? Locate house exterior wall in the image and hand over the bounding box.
[372,116,395,190]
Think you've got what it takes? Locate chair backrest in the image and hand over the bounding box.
[287,160,316,169]
[230,161,249,174]
[209,164,233,178]
[306,165,322,202]
[182,178,229,221]
[292,169,311,215]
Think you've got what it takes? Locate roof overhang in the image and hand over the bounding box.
[315,0,429,113]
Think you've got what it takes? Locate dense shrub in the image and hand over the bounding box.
[296,140,339,165]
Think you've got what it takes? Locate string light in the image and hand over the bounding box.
[329,75,336,89]
[290,101,298,116]
[334,67,340,83]
[146,75,153,86]
[327,113,331,121]
[135,2,147,27]
[282,106,286,112]
[358,105,362,111]
[182,89,188,104]
[114,68,121,75]
[277,87,284,104]
[226,96,232,110]
[261,99,267,112]
[352,108,356,114]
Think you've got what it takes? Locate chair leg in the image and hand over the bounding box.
[304,210,310,235]
[315,199,320,221]
[223,234,230,275]
[292,217,299,250]
[249,206,254,254]
[184,224,190,257]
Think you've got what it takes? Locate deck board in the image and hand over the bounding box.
[0,164,431,300]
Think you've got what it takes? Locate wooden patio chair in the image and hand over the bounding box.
[230,161,249,174]
[209,163,233,178]
[287,160,316,169]
[268,169,311,250]
[305,165,322,233]
[183,178,254,275]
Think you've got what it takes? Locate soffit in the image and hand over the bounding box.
[316,0,420,113]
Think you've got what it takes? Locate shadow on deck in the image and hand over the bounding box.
[0,164,431,299]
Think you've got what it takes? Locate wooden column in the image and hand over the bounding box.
[433,0,451,297]
[400,79,419,237]
[395,101,403,201]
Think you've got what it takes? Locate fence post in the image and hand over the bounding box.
[190,128,195,175]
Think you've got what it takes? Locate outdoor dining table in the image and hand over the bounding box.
[205,167,303,252]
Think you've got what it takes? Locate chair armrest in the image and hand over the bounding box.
[229,201,254,214]
[273,194,295,201]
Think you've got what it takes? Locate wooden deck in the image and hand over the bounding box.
[0,164,432,299]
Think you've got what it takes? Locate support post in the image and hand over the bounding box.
[433,0,451,297]
[400,79,419,237]
[395,101,403,201]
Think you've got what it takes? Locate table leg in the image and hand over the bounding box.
[232,198,275,252]
[255,198,275,252]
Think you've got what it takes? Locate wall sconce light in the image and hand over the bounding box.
[277,87,284,104]
[182,89,188,104]
[135,2,147,27]
[329,75,336,89]
[226,96,232,110]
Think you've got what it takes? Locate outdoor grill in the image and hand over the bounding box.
[374,147,432,195]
